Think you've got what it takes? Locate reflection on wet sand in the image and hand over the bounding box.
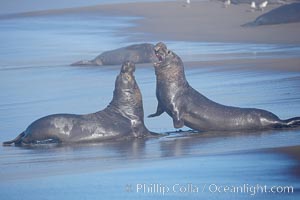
[2,128,299,180]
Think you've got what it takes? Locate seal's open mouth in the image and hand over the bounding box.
[156,52,163,62]
[155,47,164,62]
[154,42,168,65]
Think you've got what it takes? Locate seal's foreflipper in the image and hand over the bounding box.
[148,104,165,118]
[3,132,25,146]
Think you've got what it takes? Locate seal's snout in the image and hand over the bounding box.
[154,42,168,63]
[121,61,135,74]
[155,42,167,51]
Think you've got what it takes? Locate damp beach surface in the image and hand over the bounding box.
[0,1,300,199]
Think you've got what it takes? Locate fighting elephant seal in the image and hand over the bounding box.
[148,42,300,131]
[3,61,154,146]
[71,43,157,66]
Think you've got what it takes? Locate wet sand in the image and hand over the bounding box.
[3,1,300,44]
[184,57,300,72]
[1,63,299,199]
[3,0,299,73]
[0,1,300,200]
[101,1,300,44]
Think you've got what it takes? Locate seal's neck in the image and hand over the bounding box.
[155,63,189,88]
[108,84,143,121]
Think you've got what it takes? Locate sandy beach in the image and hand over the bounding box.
[4,0,299,72]
[5,1,300,44]
[0,1,300,200]
[99,1,300,44]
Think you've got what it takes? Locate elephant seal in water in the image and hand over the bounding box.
[71,43,157,66]
[148,42,300,131]
[3,61,154,146]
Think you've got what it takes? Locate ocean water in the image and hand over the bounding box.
[167,41,300,61]
[0,9,300,200]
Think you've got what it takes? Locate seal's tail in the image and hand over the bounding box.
[282,117,300,128]
[70,60,95,66]
[2,132,25,146]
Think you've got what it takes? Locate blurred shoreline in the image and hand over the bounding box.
[1,1,300,44]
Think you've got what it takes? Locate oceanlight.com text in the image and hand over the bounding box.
[125,183,294,196]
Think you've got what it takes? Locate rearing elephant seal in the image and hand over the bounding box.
[3,61,154,146]
[71,43,157,66]
[148,42,300,131]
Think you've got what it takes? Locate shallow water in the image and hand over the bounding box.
[167,41,300,61]
[0,11,300,200]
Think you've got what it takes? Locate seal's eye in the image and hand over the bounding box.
[167,50,171,55]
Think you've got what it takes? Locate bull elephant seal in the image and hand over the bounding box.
[148,42,300,131]
[71,43,157,66]
[3,61,154,146]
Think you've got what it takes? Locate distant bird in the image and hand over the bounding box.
[183,0,191,7]
[258,1,268,11]
[250,1,257,12]
[224,0,231,8]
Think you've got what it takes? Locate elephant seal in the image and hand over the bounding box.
[3,61,154,146]
[148,42,300,131]
[243,3,300,26]
[71,43,157,66]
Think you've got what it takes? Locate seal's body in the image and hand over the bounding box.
[149,42,300,131]
[71,43,157,66]
[4,61,153,146]
[244,3,300,26]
